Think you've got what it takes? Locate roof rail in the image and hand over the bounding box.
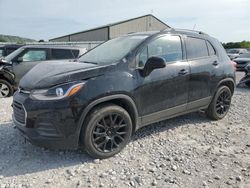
[162,28,207,35]
[173,28,207,35]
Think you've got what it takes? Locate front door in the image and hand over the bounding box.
[134,35,190,125]
[12,48,48,85]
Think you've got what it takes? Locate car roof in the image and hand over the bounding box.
[19,45,85,50]
[1,44,24,48]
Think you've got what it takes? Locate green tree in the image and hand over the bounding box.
[0,37,6,42]
[223,41,250,49]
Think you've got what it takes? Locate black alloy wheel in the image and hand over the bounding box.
[82,104,132,159]
[206,86,232,120]
[92,113,129,153]
[215,89,231,117]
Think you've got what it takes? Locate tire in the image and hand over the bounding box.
[206,86,232,120]
[0,79,13,98]
[81,104,133,159]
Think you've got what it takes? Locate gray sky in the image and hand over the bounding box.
[0,0,249,42]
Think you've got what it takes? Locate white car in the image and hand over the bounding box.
[227,48,248,60]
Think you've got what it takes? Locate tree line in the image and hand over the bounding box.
[222,41,250,49]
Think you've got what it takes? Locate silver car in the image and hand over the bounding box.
[227,48,248,60]
[0,45,87,97]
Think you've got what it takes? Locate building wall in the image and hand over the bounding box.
[69,27,108,42]
[50,27,108,42]
[109,15,169,39]
[50,36,70,42]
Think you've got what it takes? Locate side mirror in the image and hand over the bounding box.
[17,57,23,63]
[140,56,166,77]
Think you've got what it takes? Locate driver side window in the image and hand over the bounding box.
[138,35,183,67]
[21,50,47,62]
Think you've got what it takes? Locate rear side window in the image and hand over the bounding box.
[51,49,74,60]
[206,41,216,56]
[138,35,183,67]
[186,37,208,59]
[72,50,80,58]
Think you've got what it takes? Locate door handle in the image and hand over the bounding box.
[178,69,188,75]
[212,61,218,66]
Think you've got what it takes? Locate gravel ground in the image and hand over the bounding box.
[0,72,249,188]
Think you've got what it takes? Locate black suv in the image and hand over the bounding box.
[13,29,235,159]
[0,45,87,97]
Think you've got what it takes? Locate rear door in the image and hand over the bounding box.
[135,35,190,124]
[185,36,219,109]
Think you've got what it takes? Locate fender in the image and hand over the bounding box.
[76,94,140,141]
[214,77,235,95]
[0,68,15,84]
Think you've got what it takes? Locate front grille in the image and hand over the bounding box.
[13,101,26,125]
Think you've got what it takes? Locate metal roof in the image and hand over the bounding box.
[50,14,170,41]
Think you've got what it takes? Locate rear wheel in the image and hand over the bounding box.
[206,86,232,120]
[81,104,133,159]
[0,79,13,98]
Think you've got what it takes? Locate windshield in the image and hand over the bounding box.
[79,35,148,65]
[238,53,250,58]
[227,49,240,54]
[4,47,25,62]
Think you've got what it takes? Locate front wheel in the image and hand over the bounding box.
[81,104,133,159]
[0,79,13,98]
[206,86,232,120]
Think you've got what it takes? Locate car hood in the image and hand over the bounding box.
[234,58,250,62]
[227,53,238,56]
[19,61,111,90]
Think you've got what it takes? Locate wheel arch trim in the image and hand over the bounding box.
[76,94,140,144]
[0,70,15,84]
[216,77,235,94]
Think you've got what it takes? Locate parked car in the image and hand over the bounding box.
[13,29,235,159]
[238,64,250,87]
[0,45,87,97]
[233,53,250,71]
[227,48,248,60]
[0,44,24,58]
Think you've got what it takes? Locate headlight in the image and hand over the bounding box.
[30,82,85,100]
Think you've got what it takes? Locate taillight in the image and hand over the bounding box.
[230,61,237,71]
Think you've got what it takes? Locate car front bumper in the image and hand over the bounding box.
[12,91,86,150]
